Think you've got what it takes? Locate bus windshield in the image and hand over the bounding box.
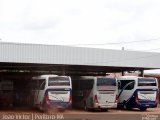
[138,78,157,86]
[48,77,70,86]
[97,78,116,86]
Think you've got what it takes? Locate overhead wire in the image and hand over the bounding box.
[81,52,160,65]
[125,47,160,52]
[66,37,160,46]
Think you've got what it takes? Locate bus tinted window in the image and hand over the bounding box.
[138,78,156,86]
[30,79,45,90]
[39,79,45,90]
[97,78,116,86]
[48,77,70,86]
[118,80,135,90]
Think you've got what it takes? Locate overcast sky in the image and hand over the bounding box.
[0,0,160,73]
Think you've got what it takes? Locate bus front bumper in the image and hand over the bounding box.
[46,101,72,109]
[94,103,117,109]
[136,101,158,108]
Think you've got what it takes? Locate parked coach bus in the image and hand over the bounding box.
[31,75,72,112]
[72,76,118,111]
[117,76,159,111]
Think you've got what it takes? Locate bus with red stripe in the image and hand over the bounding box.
[72,76,118,111]
[31,75,72,112]
[117,76,158,111]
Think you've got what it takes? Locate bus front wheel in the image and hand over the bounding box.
[122,101,131,110]
[117,104,124,109]
[42,102,49,113]
[140,107,147,111]
[101,108,108,112]
[84,102,88,111]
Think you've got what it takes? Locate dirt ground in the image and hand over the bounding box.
[0,107,159,114]
[0,108,159,120]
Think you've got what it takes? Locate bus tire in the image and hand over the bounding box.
[101,108,108,112]
[124,104,131,110]
[117,104,123,109]
[123,101,131,110]
[84,102,88,111]
[140,107,147,111]
[122,101,126,109]
[42,103,49,113]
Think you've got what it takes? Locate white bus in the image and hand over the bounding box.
[117,76,159,111]
[30,75,72,112]
[72,76,118,111]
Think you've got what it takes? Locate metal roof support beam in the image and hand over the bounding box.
[122,70,125,76]
[139,69,144,77]
[62,67,66,76]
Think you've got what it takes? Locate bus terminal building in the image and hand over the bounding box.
[0,42,160,107]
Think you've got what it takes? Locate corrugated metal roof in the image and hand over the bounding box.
[0,42,160,69]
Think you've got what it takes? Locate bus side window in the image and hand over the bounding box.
[31,80,39,90]
[125,81,135,90]
[119,80,135,90]
[87,80,94,90]
[118,80,121,90]
[81,80,93,91]
[39,79,45,90]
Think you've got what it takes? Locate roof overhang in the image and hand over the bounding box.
[0,42,160,74]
